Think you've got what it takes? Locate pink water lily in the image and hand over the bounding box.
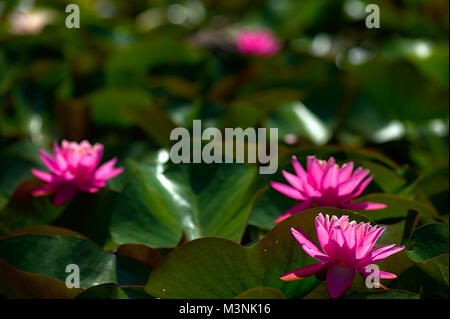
[236,29,281,57]
[281,213,404,298]
[270,156,386,223]
[30,140,124,205]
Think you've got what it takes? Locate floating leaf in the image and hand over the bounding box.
[346,289,420,299]
[111,161,266,247]
[0,231,160,298]
[407,223,449,262]
[75,283,152,299]
[235,287,284,299]
[353,193,439,222]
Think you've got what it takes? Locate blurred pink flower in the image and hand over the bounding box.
[31,140,124,206]
[271,156,386,223]
[281,213,404,298]
[236,29,281,57]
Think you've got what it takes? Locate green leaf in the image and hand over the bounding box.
[110,160,266,247]
[381,39,449,88]
[0,258,83,298]
[0,231,160,298]
[249,181,295,230]
[352,159,406,194]
[377,220,405,246]
[0,179,65,236]
[106,38,204,87]
[145,208,368,299]
[129,107,178,147]
[1,225,88,239]
[265,101,331,145]
[417,255,449,286]
[407,223,449,262]
[405,224,449,287]
[358,58,448,123]
[353,193,439,222]
[390,263,448,298]
[235,287,284,299]
[52,189,118,247]
[114,244,163,287]
[75,283,127,299]
[0,235,116,289]
[75,283,153,299]
[88,88,152,127]
[0,141,43,209]
[346,289,420,299]
[116,243,163,269]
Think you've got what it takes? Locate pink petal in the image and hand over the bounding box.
[360,245,405,266]
[361,226,386,253]
[61,140,70,150]
[280,262,326,281]
[338,162,354,183]
[326,263,355,298]
[31,168,54,183]
[341,202,387,210]
[342,175,374,202]
[79,140,92,149]
[378,270,397,279]
[92,144,104,167]
[290,227,330,262]
[322,164,339,190]
[30,183,59,196]
[105,167,124,180]
[355,243,375,260]
[39,150,60,174]
[291,156,307,181]
[324,227,348,262]
[307,156,323,189]
[358,266,397,279]
[365,243,396,258]
[327,157,336,166]
[274,200,312,224]
[315,217,331,255]
[67,153,80,169]
[330,226,346,248]
[90,179,107,188]
[78,184,101,193]
[321,164,339,202]
[53,142,68,171]
[341,221,357,249]
[52,184,77,206]
[337,168,369,197]
[300,180,321,198]
[94,158,123,180]
[75,153,99,180]
[282,170,305,193]
[270,181,305,200]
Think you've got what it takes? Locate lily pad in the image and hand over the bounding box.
[110,161,266,247]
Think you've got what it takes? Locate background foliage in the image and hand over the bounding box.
[0,0,448,299]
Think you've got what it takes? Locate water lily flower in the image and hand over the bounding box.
[270,156,386,223]
[236,29,281,57]
[281,213,404,298]
[30,140,124,205]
